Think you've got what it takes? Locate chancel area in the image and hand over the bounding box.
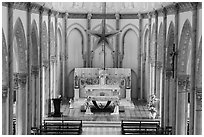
[1,1,202,135]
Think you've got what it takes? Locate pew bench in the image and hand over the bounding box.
[40,119,82,135]
[121,120,160,135]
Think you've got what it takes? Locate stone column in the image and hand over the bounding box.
[155,61,162,119]
[154,10,158,95]
[189,3,198,135]
[115,13,120,68]
[26,3,32,134]
[2,85,9,135]
[147,13,152,101]
[138,13,142,99]
[176,74,189,135]
[194,87,202,134]
[87,13,92,67]
[63,12,68,98]
[165,70,173,127]
[173,3,179,134]
[55,12,59,96]
[48,9,52,115]
[15,73,28,135]
[39,6,44,126]
[161,7,167,128]
[31,66,39,127]
[8,2,14,134]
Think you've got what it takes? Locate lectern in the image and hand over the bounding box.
[52,98,62,117]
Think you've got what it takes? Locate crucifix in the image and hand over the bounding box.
[169,43,177,78]
[85,2,122,70]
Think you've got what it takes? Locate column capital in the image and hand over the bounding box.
[31,66,39,75]
[8,2,14,8]
[48,9,53,16]
[26,2,32,11]
[161,7,167,15]
[178,74,190,91]
[53,11,59,17]
[138,13,142,19]
[50,56,57,63]
[147,12,152,18]
[39,6,44,14]
[195,88,202,110]
[166,69,173,78]
[13,73,28,87]
[152,10,158,17]
[63,12,69,19]
[43,60,49,68]
[156,61,163,69]
[18,73,28,85]
[115,13,120,20]
[2,85,9,99]
[87,13,92,20]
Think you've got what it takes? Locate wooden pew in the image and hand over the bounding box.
[121,120,160,135]
[40,119,82,135]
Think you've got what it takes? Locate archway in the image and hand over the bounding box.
[66,28,84,98]
[150,23,156,95]
[166,21,175,127]
[55,27,62,98]
[176,19,192,135]
[194,37,202,134]
[31,20,39,128]
[142,27,149,101]
[41,21,49,118]
[2,29,9,135]
[13,17,27,135]
[122,28,139,99]
[50,23,55,113]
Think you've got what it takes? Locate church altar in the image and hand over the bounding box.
[74,68,131,101]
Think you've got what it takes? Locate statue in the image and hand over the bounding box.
[126,76,131,89]
[84,96,93,115]
[111,100,119,115]
[99,70,106,85]
[69,99,74,109]
[74,75,79,88]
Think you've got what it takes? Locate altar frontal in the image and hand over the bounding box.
[73,68,131,113]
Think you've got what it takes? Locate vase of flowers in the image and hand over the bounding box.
[147,94,159,119]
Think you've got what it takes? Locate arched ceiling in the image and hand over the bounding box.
[36,2,173,14]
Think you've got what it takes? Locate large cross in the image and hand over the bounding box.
[85,2,122,69]
[169,43,177,78]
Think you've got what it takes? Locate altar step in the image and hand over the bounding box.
[82,121,121,127]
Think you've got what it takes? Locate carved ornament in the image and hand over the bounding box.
[2,85,9,99]
[31,66,39,75]
[178,74,190,91]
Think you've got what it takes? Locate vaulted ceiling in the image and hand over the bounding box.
[36,2,173,14]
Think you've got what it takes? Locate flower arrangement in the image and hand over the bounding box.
[84,96,91,108]
[147,94,159,118]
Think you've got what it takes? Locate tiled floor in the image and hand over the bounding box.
[59,99,151,120]
[45,99,158,135]
[82,127,121,135]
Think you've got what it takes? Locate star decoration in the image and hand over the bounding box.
[85,20,122,51]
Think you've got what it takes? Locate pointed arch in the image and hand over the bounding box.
[31,20,39,66]
[178,19,192,73]
[13,17,27,72]
[42,21,48,61]
[121,24,139,57]
[166,21,175,70]
[157,22,163,62]
[150,23,156,63]
[2,29,9,85]
[50,22,55,57]
[67,23,87,56]
[196,37,202,87]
